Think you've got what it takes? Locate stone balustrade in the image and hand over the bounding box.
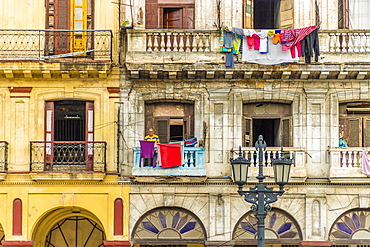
[132,146,206,177]
[329,148,370,181]
[123,29,370,64]
[231,147,307,182]
[319,30,370,53]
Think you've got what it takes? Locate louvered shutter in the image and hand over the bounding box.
[145,103,154,133]
[347,117,362,147]
[156,119,169,143]
[280,0,294,29]
[184,104,194,139]
[363,117,370,147]
[86,101,94,171]
[243,117,252,147]
[281,117,291,147]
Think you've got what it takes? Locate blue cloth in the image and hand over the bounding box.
[225,52,234,67]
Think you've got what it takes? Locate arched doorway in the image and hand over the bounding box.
[233,208,303,246]
[329,208,370,246]
[132,207,206,247]
[32,207,105,247]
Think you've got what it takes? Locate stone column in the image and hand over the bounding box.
[304,88,329,178]
[103,240,131,247]
[1,241,34,247]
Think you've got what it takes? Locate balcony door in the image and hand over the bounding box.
[339,102,370,147]
[45,0,94,54]
[145,0,195,29]
[45,100,94,170]
[243,0,293,29]
[145,102,194,143]
[243,103,292,147]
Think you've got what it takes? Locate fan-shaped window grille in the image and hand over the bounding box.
[233,208,302,245]
[132,207,206,245]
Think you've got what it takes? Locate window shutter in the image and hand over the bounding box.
[145,103,154,132]
[156,119,169,143]
[145,0,159,28]
[280,0,294,29]
[86,101,94,171]
[185,7,195,29]
[243,117,252,147]
[184,104,194,139]
[347,117,362,147]
[45,102,54,167]
[56,0,70,29]
[281,117,291,147]
[363,117,370,147]
[243,0,253,28]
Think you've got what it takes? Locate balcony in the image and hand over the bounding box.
[329,148,370,182]
[30,141,107,173]
[122,29,370,80]
[0,29,112,61]
[132,147,206,179]
[0,141,8,172]
[230,147,307,183]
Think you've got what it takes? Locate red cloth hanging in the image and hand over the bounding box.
[158,143,182,168]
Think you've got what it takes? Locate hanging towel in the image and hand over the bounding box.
[139,140,156,167]
[158,143,182,168]
[361,149,370,175]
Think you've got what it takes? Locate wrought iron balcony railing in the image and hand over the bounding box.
[30,141,106,172]
[0,29,112,61]
[0,141,8,172]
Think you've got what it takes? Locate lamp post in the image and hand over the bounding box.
[230,135,292,247]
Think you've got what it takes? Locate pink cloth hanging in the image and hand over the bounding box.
[360,149,370,175]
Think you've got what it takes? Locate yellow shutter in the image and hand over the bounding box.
[70,0,87,52]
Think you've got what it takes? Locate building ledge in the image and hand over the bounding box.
[30,172,106,182]
[131,176,207,183]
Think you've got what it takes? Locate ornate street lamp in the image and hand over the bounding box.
[230,135,292,247]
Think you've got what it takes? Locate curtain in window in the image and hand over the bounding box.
[349,0,370,29]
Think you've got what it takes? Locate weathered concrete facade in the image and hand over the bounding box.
[120,0,370,246]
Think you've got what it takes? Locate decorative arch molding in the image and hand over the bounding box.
[331,90,363,103]
[233,208,303,245]
[329,208,370,243]
[131,207,207,245]
[31,206,106,247]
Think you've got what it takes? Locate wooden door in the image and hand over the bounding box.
[163,8,183,29]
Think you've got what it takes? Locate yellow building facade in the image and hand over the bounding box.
[0,0,129,246]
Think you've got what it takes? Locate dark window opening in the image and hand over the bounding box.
[253,0,281,29]
[54,101,86,141]
[170,125,183,142]
[253,119,280,147]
